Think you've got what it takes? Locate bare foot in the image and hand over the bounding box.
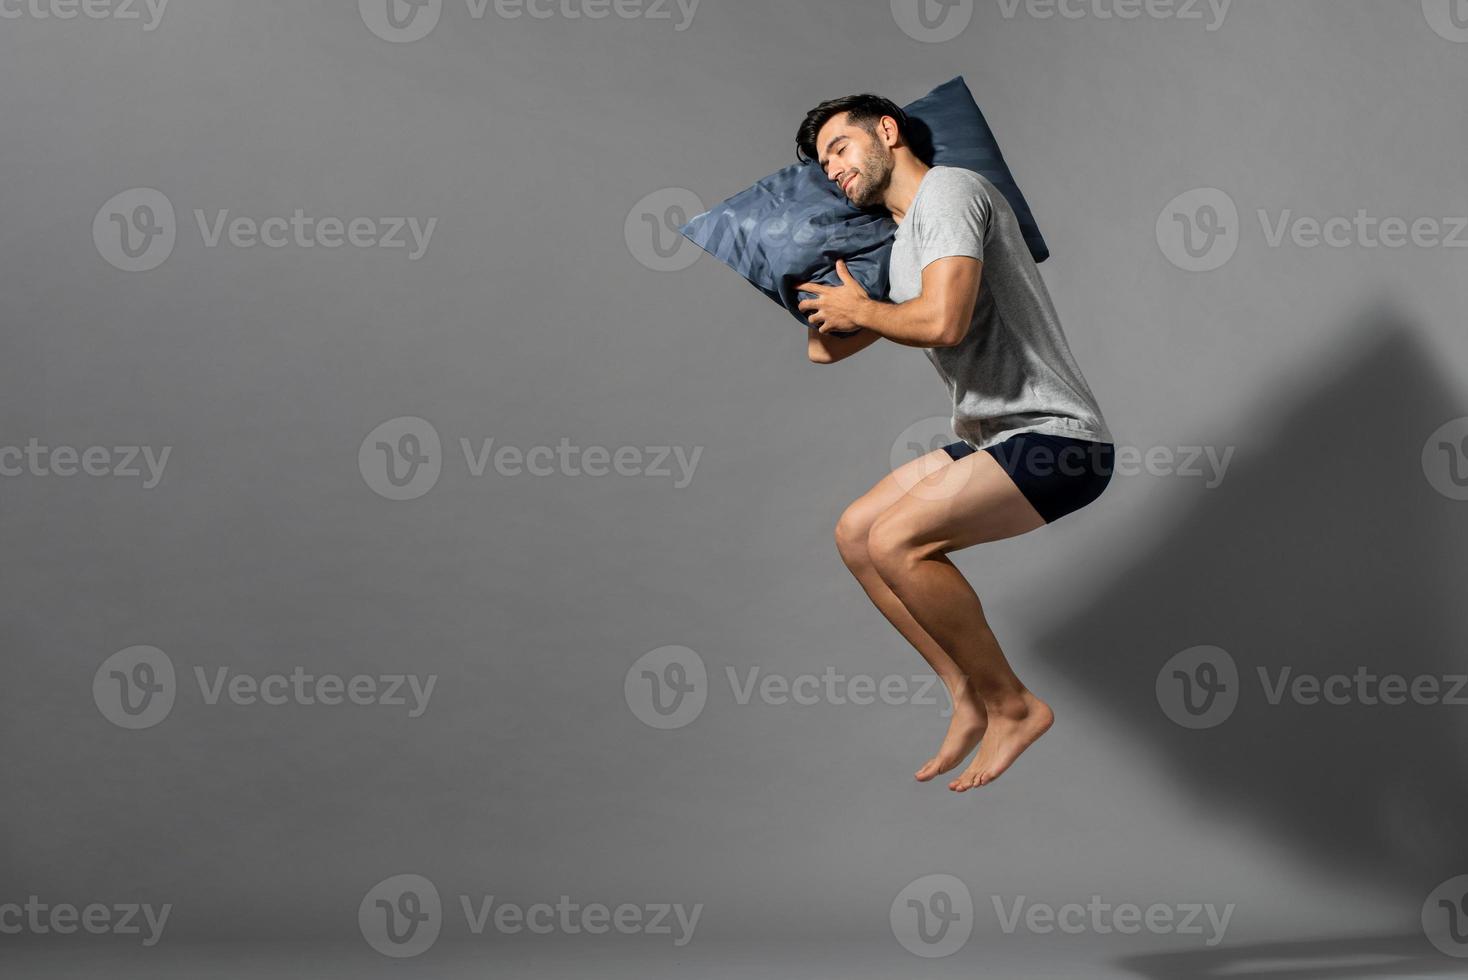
[915,685,987,782]
[948,691,1053,791]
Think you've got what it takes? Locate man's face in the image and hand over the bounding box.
[815,113,894,210]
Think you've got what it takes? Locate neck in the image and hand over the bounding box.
[884,157,934,225]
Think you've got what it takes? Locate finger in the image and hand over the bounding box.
[835,259,852,282]
[795,282,822,294]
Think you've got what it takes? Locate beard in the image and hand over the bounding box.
[844,144,893,210]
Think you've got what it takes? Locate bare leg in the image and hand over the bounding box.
[865,450,1053,791]
[835,448,986,780]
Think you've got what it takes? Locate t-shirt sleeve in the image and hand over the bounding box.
[912,170,992,270]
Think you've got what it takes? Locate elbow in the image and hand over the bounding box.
[930,320,967,349]
[926,301,968,348]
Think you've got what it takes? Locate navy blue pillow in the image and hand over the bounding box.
[678,76,1049,330]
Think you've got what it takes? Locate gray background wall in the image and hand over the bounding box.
[4,0,1467,975]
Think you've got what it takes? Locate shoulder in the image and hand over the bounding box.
[909,168,994,240]
[920,167,995,211]
[927,166,992,193]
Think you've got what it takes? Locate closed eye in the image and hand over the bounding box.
[821,138,849,177]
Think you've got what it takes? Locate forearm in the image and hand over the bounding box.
[850,296,948,348]
[808,325,881,363]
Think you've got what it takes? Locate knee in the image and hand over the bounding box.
[866,513,920,579]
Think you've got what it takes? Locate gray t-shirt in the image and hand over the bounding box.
[887,165,1112,451]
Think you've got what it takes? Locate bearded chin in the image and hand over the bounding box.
[855,166,889,209]
[863,151,895,206]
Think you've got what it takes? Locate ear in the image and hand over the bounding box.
[880,114,900,147]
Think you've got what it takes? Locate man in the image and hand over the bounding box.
[794,94,1115,792]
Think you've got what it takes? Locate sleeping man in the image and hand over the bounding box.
[793,93,1115,792]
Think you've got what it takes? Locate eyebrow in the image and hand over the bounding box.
[817,134,848,170]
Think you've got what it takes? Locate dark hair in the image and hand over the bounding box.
[795,93,910,167]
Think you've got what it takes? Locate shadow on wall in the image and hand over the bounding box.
[1030,300,1468,911]
[1120,933,1457,980]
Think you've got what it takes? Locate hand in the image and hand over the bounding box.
[796,259,871,334]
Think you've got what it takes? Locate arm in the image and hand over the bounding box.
[852,255,983,349]
[807,324,883,364]
[800,255,984,354]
